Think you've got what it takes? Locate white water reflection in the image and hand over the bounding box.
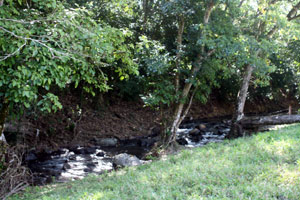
[176,121,231,148]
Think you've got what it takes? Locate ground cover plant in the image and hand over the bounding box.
[9,124,300,200]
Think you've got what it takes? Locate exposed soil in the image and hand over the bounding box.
[189,96,299,119]
[19,96,160,151]
[5,91,299,152]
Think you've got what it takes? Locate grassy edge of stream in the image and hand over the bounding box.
[10,124,300,200]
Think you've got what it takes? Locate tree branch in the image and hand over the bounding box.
[204,0,215,24]
[0,18,46,24]
[287,2,300,21]
[0,26,85,61]
[196,49,216,63]
[0,26,56,57]
[207,49,216,57]
[288,14,300,21]
[238,0,245,8]
[254,0,278,18]
[266,25,278,38]
[0,41,27,62]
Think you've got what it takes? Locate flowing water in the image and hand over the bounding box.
[25,119,232,185]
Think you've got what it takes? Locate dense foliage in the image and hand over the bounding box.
[0,0,137,114]
[0,0,299,138]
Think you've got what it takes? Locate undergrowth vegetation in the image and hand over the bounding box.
[10,125,300,200]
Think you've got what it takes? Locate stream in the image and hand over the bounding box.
[25,119,232,185]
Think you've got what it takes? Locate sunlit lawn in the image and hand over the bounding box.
[10,125,300,200]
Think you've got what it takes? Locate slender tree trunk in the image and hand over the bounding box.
[168,82,194,144]
[288,105,292,115]
[175,15,184,93]
[0,99,9,144]
[165,15,187,145]
[165,1,215,146]
[228,64,254,138]
[142,0,149,33]
[0,0,6,144]
[236,64,253,121]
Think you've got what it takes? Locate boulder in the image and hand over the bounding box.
[86,162,96,168]
[96,152,105,157]
[84,147,96,154]
[113,153,142,167]
[177,138,188,145]
[140,138,157,148]
[52,148,68,156]
[63,163,71,170]
[94,138,118,147]
[189,128,201,136]
[68,153,76,160]
[188,134,203,142]
[196,124,206,130]
[84,168,93,173]
[25,152,38,162]
[71,147,86,155]
[70,147,96,155]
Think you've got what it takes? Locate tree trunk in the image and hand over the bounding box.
[142,0,149,33]
[0,0,6,144]
[288,105,292,115]
[165,1,215,146]
[0,99,9,144]
[240,114,300,128]
[175,15,184,93]
[236,64,254,121]
[228,64,254,138]
[164,15,187,145]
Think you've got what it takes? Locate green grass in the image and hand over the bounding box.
[10,125,300,200]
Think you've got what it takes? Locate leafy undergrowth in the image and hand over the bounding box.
[10,125,300,200]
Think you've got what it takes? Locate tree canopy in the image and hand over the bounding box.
[0,0,300,143]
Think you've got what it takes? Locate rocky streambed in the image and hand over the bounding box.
[25,119,231,185]
[177,119,231,147]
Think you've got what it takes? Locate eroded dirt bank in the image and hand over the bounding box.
[4,92,298,150]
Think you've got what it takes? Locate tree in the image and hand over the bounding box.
[139,0,242,146]
[228,0,300,138]
[139,0,300,144]
[0,0,137,142]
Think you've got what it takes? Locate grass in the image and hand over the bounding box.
[10,125,300,200]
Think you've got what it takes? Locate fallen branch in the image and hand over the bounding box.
[240,114,300,128]
[0,145,31,199]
